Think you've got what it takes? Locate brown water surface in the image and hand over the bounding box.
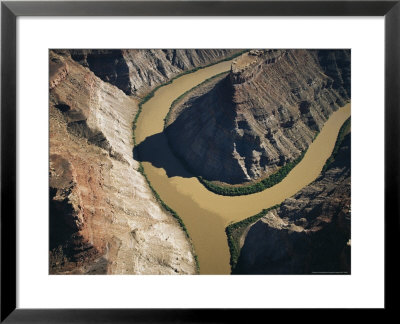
[135,60,351,274]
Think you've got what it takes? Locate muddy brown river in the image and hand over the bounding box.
[135,60,351,274]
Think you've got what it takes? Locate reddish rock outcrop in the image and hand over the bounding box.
[49,58,69,90]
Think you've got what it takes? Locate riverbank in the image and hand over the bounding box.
[322,117,351,173]
[225,204,281,271]
[225,117,351,273]
[164,71,229,128]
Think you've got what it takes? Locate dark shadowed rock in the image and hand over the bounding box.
[234,134,351,274]
[63,49,241,96]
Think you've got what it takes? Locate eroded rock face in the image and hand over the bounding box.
[49,153,104,274]
[166,49,351,184]
[234,134,351,274]
[55,49,240,96]
[51,50,235,274]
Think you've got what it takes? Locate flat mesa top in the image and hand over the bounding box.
[232,52,259,71]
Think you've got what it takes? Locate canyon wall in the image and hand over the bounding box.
[56,49,240,96]
[166,49,351,184]
[49,49,236,274]
[234,132,351,274]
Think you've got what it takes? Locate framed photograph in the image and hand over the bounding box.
[1,0,398,321]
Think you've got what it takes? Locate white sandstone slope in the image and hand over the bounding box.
[50,50,200,274]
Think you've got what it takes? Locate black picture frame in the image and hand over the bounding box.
[1,0,398,322]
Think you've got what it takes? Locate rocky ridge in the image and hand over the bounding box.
[49,49,237,274]
[166,49,350,184]
[234,132,351,274]
[56,49,241,97]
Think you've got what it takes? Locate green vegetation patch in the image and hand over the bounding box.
[225,204,281,272]
[198,147,311,196]
[321,117,351,173]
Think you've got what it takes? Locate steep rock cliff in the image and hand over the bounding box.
[166,49,351,184]
[57,49,240,96]
[234,133,351,274]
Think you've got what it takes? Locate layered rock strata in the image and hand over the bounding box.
[54,49,241,96]
[166,49,351,184]
[49,49,236,274]
[234,133,351,274]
